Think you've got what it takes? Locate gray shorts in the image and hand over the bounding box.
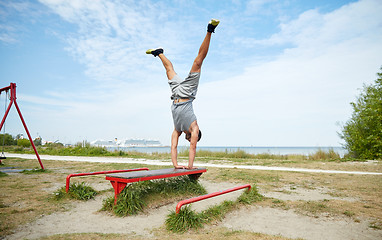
[168,72,200,100]
[171,100,197,132]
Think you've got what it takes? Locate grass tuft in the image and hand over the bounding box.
[113,183,147,216]
[237,187,263,204]
[100,196,114,212]
[165,184,264,233]
[102,176,207,217]
[308,148,340,160]
[166,206,204,233]
[54,182,98,201]
[343,210,355,217]
[200,200,235,222]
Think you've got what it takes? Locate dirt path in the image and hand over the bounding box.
[4,179,382,240]
[222,206,379,240]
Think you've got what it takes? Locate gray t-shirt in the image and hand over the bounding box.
[171,100,197,132]
[168,72,200,100]
[168,72,200,132]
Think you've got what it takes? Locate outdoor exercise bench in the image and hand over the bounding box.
[106,167,207,204]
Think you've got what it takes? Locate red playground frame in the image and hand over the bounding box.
[0,83,44,169]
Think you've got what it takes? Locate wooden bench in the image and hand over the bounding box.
[106,167,207,204]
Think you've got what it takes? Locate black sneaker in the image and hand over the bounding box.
[207,19,220,33]
[146,48,163,57]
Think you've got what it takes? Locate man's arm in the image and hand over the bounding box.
[187,124,199,169]
[171,129,185,169]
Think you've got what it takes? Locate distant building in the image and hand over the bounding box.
[123,139,161,147]
[145,140,161,146]
[91,138,161,147]
[91,140,118,147]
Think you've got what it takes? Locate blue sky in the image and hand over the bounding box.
[0,0,381,147]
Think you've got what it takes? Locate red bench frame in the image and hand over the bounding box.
[106,168,207,204]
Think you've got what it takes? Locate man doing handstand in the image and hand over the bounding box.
[146,19,219,170]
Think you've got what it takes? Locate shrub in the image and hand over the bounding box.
[339,66,382,160]
[17,138,31,148]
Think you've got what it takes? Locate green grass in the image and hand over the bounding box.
[21,168,49,174]
[112,183,148,216]
[166,206,204,233]
[237,187,264,204]
[308,148,340,160]
[54,182,98,201]
[369,221,382,230]
[101,176,207,217]
[343,210,355,217]
[199,200,235,223]
[4,145,347,161]
[165,185,264,233]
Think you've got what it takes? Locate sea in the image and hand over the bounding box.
[107,146,347,157]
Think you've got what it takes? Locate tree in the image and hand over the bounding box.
[339,66,382,159]
[17,138,31,148]
[34,137,42,146]
[0,133,16,145]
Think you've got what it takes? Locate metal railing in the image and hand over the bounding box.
[176,184,252,214]
[66,168,149,192]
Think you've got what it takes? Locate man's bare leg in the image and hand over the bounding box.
[158,54,176,80]
[191,19,220,73]
[146,48,176,80]
[190,32,212,73]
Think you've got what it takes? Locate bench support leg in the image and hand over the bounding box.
[109,181,127,205]
[189,173,202,181]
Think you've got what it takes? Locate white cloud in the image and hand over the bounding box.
[39,0,199,84]
[9,0,380,147]
[196,0,382,146]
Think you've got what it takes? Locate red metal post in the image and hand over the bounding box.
[65,168,149,192]
[0,83,44,169]
[0,86,13,136]
[175,184,252,214]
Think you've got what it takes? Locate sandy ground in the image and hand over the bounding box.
[223,207,379,240]
[3,153,382,239]
[5,180,246,240]
[4,178,382,240]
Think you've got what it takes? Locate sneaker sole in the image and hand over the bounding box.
[209,19,220,26]
[146,48,162,54]
[146,49,154,54]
